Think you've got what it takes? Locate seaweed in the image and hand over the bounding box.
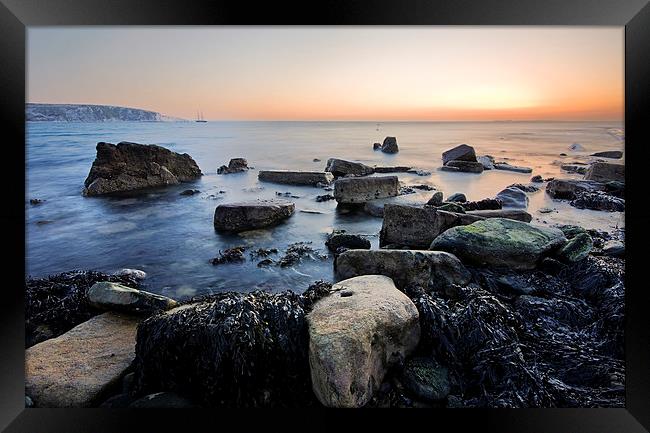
[132,280,332,407]
[25,270,142,347]
[209,246,246,265]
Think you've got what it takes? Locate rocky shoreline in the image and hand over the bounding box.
[25,138,625,408]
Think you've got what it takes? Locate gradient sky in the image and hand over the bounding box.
[27,27,624,121]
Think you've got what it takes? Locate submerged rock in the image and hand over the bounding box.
[400,357,450,401]
[374,165,412,173]
[591,151,623,159]
[584,162,625,183]
[88,282,178,314]
[217,158,249,174]
[545,179,605,200]
[460,198,502,211]
[114,268,147,280]
[315,193,335,202]
[180,189,200,196]
[447,193,466,203]
[508,183,540,193]
[325,230,371,253]
[493,162,533,173]
[210,246,247,265]
[561,163,589,175]
[325,158,374,177]
[335,249,471,292]
[444,160,484,173]
[569,143,585,151]
[26,312,139,407]
[83,142,202,196]
[30,198,45,205]
[442,144,476,165]
[258,170,334,186]
[213,199,295,232]
[334,176,399,204]
[496,187,529,209]
[307,275,420,407]
[571,191,625,212]
[430,218,567,270]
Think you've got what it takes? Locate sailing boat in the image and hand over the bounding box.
[195,110,207,123]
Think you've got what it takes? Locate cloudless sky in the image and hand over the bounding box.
[27,27,624,121]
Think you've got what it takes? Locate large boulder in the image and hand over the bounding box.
[380,137,399,153]
[258,170,334,186]
[88,282,178,314]
[325,158,374,177]
[26,312,139,407]
[546,179,605,200]
[442,144,476,165]
[335,249,471,292]
[307,275,420,407]
[83,142,202,196]
[380,205,482,249]
[495,186,529,209]
[584,162,625,182]
[334,176,399,204]
[379,204,531,249]
[444,160,484,173]
[213,199,295,232]
[430,218,567,270]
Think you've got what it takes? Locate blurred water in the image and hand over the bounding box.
[26,121,624,298]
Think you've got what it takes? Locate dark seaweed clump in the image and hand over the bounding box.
[408,255,624,408]
[25,270,142,347]
[132,280,331,407]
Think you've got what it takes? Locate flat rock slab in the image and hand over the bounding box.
[363,191,431,217]
[213,199,295,232]
[584,162,625,182]
[493,162,533,173]
[88,281,178,314]
[307,275,420,407]
[334,176,399,204]
[83,142,202,196]
[26,312,139,407]
[258,170,334,186]
[335,249,471,292]
[430,218,567,270]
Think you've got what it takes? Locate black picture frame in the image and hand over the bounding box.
[1,0,649,431]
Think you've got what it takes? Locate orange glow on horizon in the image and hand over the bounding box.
[28,27,624,121]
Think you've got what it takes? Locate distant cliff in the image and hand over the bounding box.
[26,103,184,122]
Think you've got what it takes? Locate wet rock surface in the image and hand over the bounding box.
[307,275,420,407]
[325,230,371,253]
[335,249,471,292]
[334,176,399,204]
[430,218,567,270]
[88,281,178,314]
[25,270,143,347]
[258,170,334,186]
[26,312,139,407]
[444,160,484,173]
[213,199,295,232]
[83,142,202,196]
[584,162,625,182]
[325,158,374,177]
[217,157,249,174]
[496,186,529,209]
[442,144,477,165]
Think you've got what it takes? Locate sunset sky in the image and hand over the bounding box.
[27,27,624,121]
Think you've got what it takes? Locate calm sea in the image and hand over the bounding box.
[26,121,624,298]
